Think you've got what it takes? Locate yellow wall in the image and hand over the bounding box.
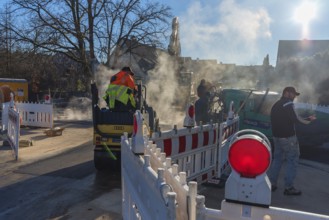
[0,78,29,102]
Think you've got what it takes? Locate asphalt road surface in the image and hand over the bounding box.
[0,141,122,220]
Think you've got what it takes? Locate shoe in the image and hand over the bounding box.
[284,187,302,195]
[271,185,277,192]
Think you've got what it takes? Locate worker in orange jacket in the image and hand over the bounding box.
[110,66,136,91]
[103,66,137,110]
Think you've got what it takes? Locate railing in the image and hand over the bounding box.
[121,128,329,220]
[121,110,329,220]
[216,117,239,178]
[1,102,11,131]
[152,123,219,184]
[151,117,239,184]
[7,108,20,160]
[16,101,53,128]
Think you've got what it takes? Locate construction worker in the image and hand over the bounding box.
[195,79,211,125]
[103,67,137,111]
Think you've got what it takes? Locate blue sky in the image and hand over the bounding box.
[1,0,328,66]
[161,0,329,66]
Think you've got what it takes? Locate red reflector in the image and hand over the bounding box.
[229,138,270,178]
[133,115,137,135]
[188,105,194,118]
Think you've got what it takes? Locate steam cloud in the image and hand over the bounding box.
[269,50,329,105]
[146,52,185,128]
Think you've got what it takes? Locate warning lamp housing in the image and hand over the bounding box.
[183,104,195,128]
[132,110,146,154]
[44,94,51,104]
[225,129,272,207]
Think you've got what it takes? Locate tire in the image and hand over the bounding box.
[94,151,106,171]
[94,150,121,172]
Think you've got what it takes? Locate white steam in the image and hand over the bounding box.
[146,52,185,128]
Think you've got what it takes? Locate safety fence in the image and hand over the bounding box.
[1,102,11,131]
[121,113,329,219]
[16,101,53,128]
[152,123,218,184]
[151,117,239,184]
[217,118,239,178]
[7,108,20,160]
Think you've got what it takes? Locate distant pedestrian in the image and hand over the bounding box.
[268,86,316,195]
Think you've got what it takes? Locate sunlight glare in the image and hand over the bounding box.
[293,1,317,25]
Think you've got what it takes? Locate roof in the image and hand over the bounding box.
[0,78,28,83]
[276,40,329,66]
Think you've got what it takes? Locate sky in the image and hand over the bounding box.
[160,0,329,66]
[1,0,328,67]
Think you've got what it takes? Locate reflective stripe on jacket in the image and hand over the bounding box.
[103,84,136,108]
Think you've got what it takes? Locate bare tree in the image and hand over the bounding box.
[0,4,14,77]
[3,0,172,92]
[96,0,172,67]
[8,0,104,84]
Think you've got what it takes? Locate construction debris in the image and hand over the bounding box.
[44,127,65,137]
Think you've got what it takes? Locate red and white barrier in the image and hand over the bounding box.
[217,117,240,177]
[16,101,53,128]
[152,123,219,184]
[122,127,329,220]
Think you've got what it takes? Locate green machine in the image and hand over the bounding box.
[220,88,280,140]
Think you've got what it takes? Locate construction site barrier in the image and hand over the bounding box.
[7,108,20,160]
[121,115,329,220]
[152,123,219,184]
[217,117,239,178]
[151,117,239,184]
[1,102,11,131]
[16,101,53,128]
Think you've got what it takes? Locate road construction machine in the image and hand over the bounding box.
[91,80,158,171]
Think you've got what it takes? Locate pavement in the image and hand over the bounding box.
[1,120,329,217]
[0,120,93,173]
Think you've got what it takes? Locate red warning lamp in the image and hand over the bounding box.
[225,129,272,207]
[133,115,138,135]
[188,105,194,118]
[132,110,145,154]
[229,138,271,178]
[184,104,195,128]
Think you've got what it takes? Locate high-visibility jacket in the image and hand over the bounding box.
[103,84,136,109]
[110,71,136,91]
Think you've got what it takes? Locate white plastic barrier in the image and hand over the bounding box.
[7,108,20,160]
[16,102,53,128]
[151,116,239,184]
[121,135,178,220]
[196,199,329,220]
[1,102,11,131]
[121,123,329,220]
[152,123,219,184]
